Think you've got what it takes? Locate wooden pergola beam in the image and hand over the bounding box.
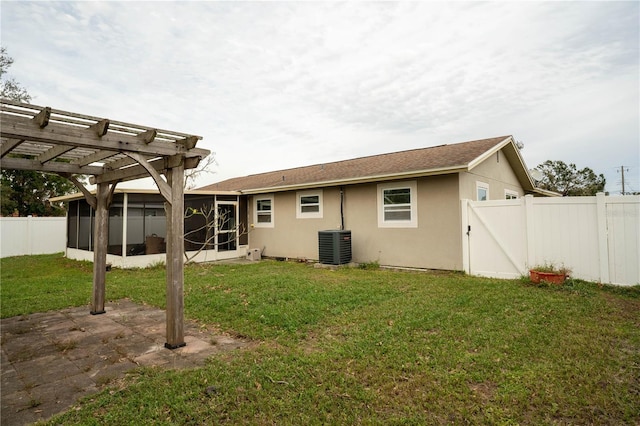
[89,119,110,137]
[91,155,203,186]
[138,129,157,144]
[1,157,104,175]
[0,114,208,159]
[71,149,118,167]
[103,155,146,171]
[37,144,76,164]
[33,106,51,128]
[58,173,98,210]
[178,135,199,150]
[0,138,23,158]
[124,152,172,202]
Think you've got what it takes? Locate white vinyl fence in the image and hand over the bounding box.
[461,194,640,286]
[0,217,67,258]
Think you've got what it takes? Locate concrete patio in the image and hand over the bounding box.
[1,299,249,425]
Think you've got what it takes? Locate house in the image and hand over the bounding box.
[199,135,551,271]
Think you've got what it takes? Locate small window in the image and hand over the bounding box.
[377,181,418,228]
[476,182,489,201]
[254,195,274,228]
[297,190,323,219]
[505,190,519,200]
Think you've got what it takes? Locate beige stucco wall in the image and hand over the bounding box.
[345,175,462,270]
[459,150,524,200]
[247,188,343,260]
[247,175,464,270]
[245,148,528,271]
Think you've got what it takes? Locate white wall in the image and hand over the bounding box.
[462,194,640,286]
[66,246,248,268]
[0,217,67,258]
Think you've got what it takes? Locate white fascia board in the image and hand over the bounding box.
[467,136,514,170]
[239,166,468,195]
[50,188,242,202]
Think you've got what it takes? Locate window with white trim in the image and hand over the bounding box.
[505,190,519,200]
[476,181,489,201]
[254,195,274,228]
[377,181,418,228]
[296,190,323,219]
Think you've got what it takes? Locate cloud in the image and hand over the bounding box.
[1,1,637,192]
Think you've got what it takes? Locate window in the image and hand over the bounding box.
[476,182,489,201]
[377,181,418,228]
[254,195,274,228]
[505,190,519,200]
[297,190,323,219]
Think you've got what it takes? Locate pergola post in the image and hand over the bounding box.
[164,162,186,349]
[91,182,109,315]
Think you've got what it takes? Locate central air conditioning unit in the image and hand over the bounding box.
[318,230,352,265]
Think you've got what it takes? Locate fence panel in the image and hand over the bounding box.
[606,197,640,285]
[463,194,640,286]
[0,217,67,258]
[530,197,601,282]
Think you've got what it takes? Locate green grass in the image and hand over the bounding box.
[2,254,639,425]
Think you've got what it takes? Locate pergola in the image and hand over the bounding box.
[0,99,210,349]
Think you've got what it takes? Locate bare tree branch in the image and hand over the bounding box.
[183,203,248,264]
[184,154,218,190]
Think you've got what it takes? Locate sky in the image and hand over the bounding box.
[1,1,638,194]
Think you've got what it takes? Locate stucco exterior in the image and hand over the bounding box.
[348,175,462,270]
[247,188,343,260]
[198,135,553,271]
[244,145,534,271]
[459,151,525,200]
[247,174,464,270]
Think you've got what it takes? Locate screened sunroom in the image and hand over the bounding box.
[57,189,248,268]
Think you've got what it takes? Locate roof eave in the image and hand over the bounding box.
[528,188,562,197]
[239,166,469,194]
[467,136,514,170]
[49,188,242,202]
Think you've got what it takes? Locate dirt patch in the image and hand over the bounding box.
[468,381,498,403]
[602,292,640,326]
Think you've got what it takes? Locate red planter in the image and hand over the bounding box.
[529,270,567,285]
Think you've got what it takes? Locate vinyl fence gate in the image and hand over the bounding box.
[461,194,640,286]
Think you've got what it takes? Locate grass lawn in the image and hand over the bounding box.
[2,254,639,425]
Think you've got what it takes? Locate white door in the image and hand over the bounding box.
[216,202,237,252]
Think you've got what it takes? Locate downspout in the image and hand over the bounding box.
[340,186,345,231]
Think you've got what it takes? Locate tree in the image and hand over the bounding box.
[534,160,605,196]
[1,46,79,216]
[1,46,31,102]
[1,168,77,216]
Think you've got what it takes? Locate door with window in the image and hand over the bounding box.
[216,202,237,252]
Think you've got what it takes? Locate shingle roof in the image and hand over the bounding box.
[200,136,513,192]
